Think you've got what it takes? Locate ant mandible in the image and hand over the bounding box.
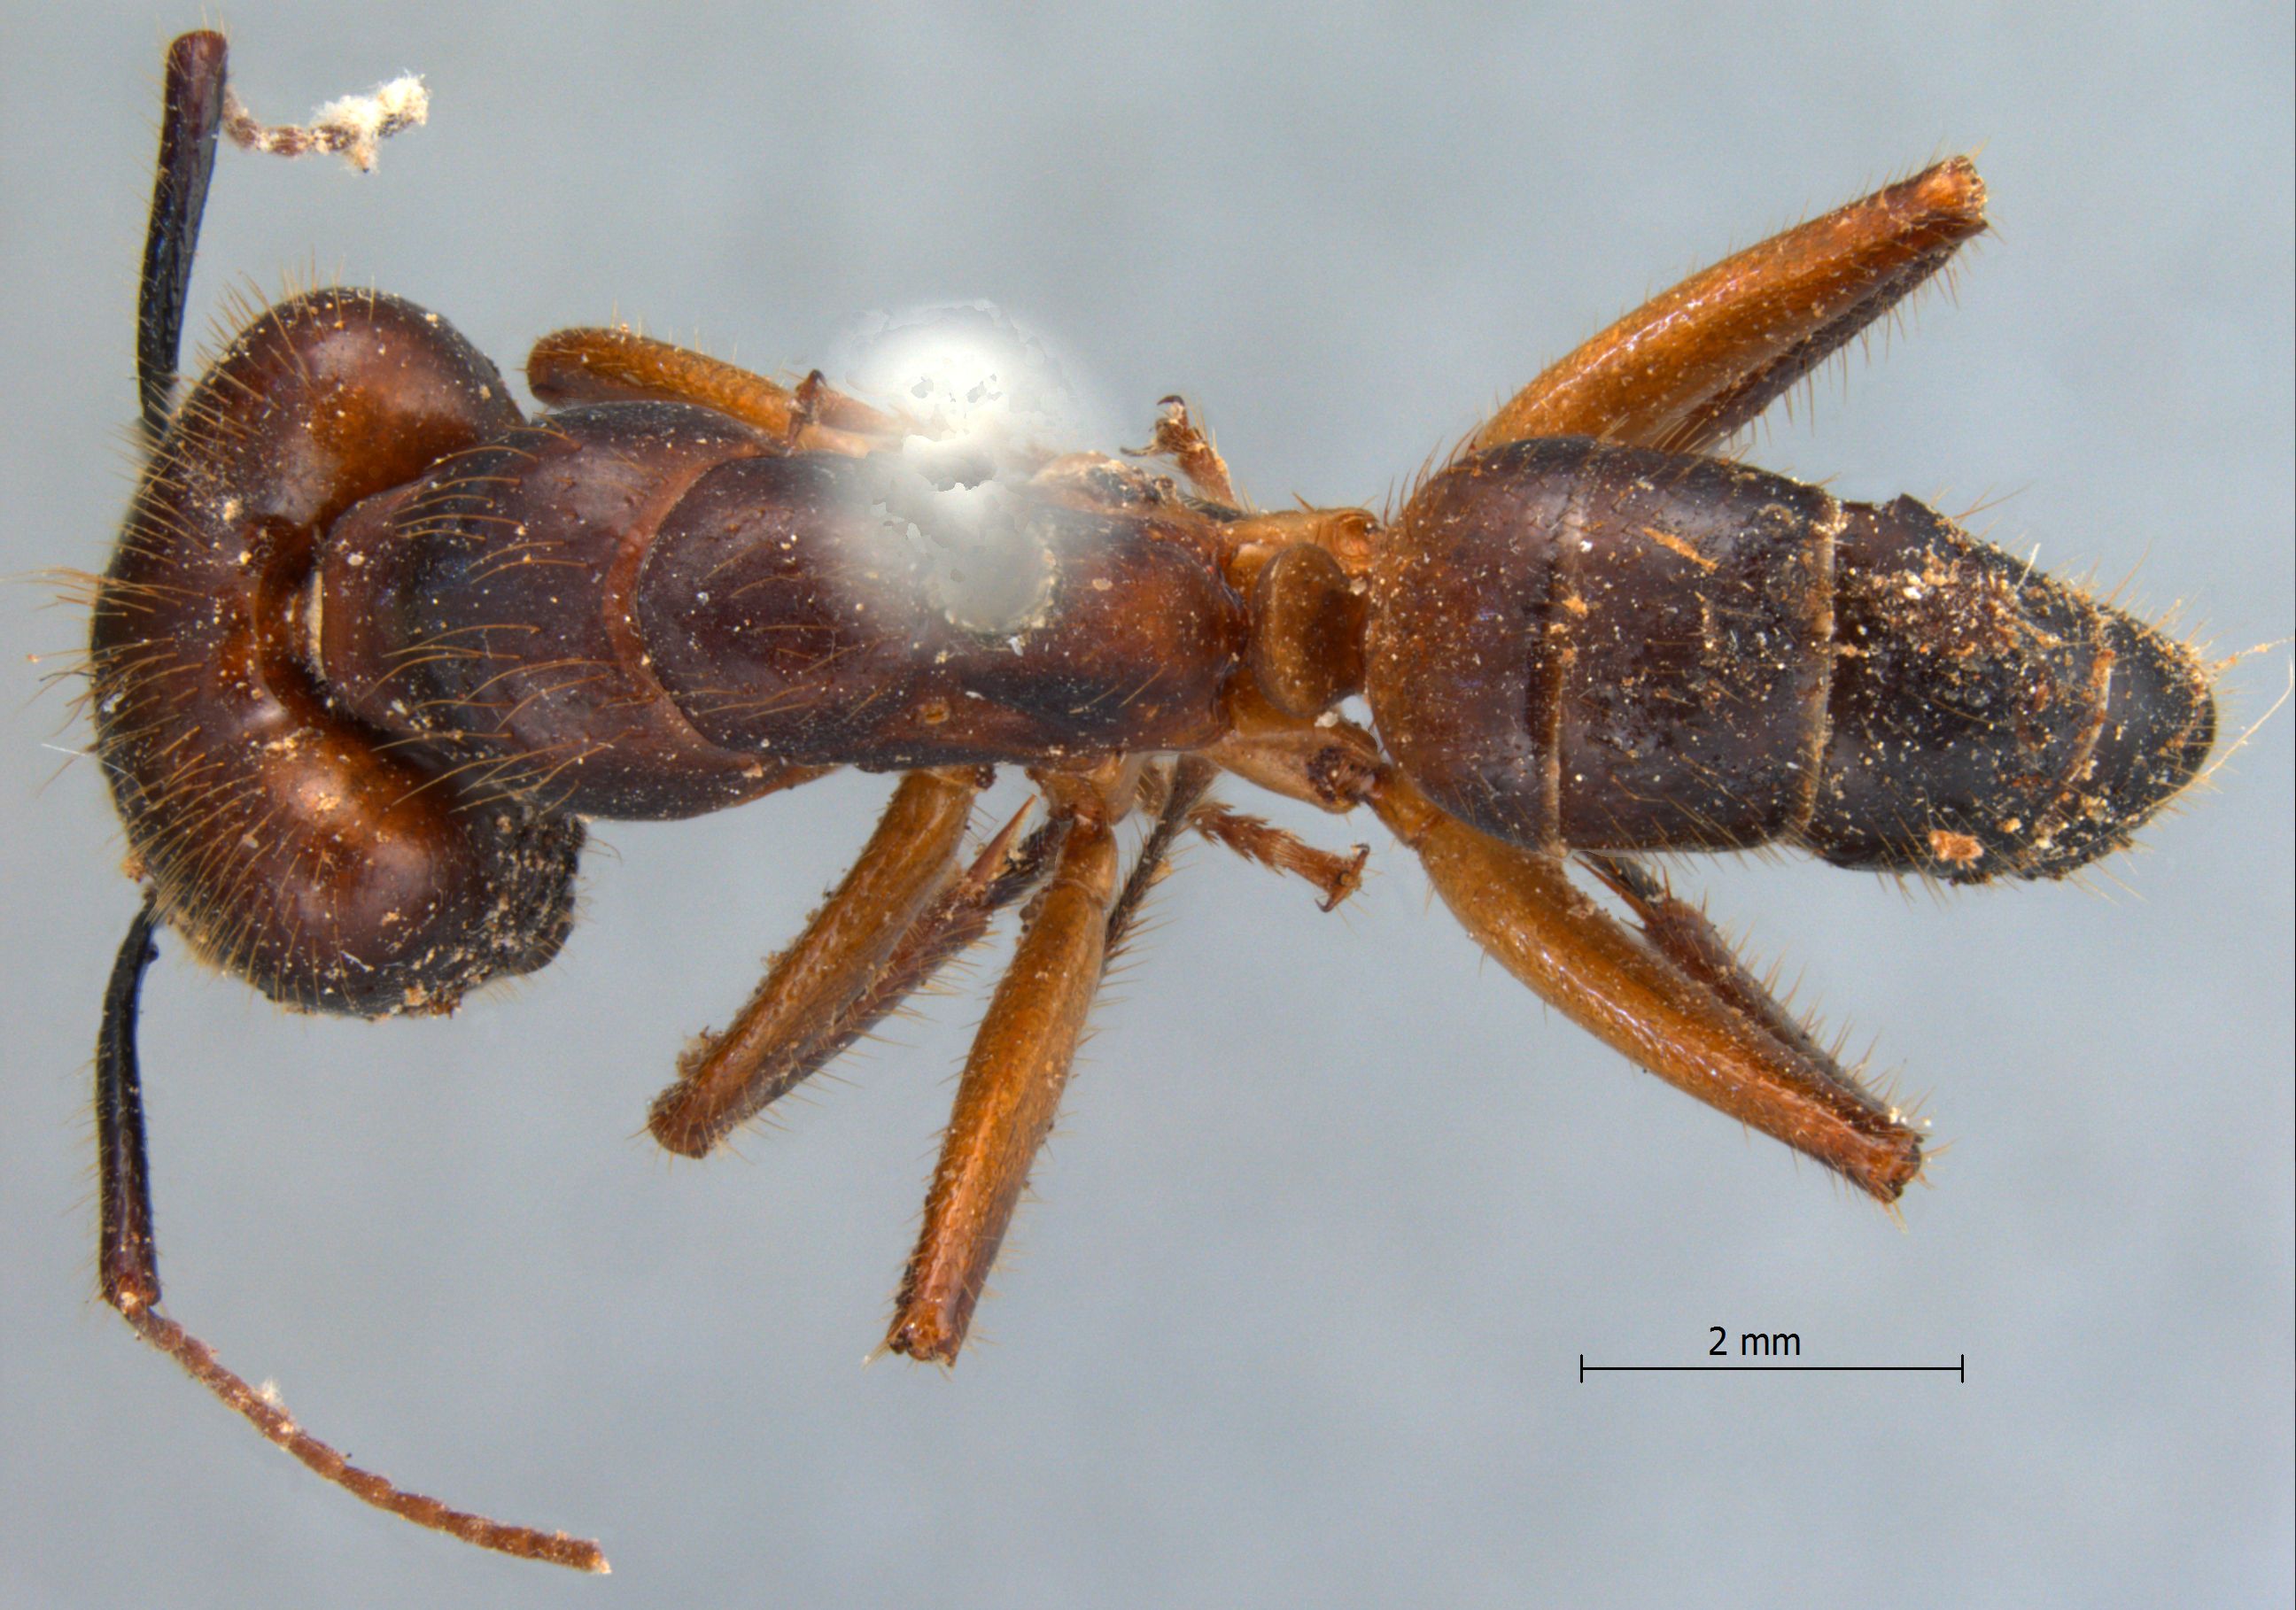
[82,32,2217,1571]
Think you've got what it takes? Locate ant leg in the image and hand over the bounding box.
[680,801,1067,1134]
[887,761,1172,1363]
[1204,697,1920,1200]
[1107,757,1218,947]
[93,894,609,1570]
[1187,801,1369,910]
[1131,751,1364,909]
[1128,395,1239,505]
[1369,773,1923,1203]
[648,767,986,1157]
[1472,159,1988,455]
[526,327,901,453]
[1578,852,1858,1086]
[1426,166,1982,1189]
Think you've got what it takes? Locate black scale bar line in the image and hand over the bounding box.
[1579,1355,1965,1382]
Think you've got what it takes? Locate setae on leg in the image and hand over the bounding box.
[1470,158,1989,456]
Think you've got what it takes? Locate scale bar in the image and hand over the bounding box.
[1579,1354,1964,1382]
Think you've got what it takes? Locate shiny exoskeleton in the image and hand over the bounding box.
[78,31,2218,1573]
[1372,436,2214,874]
[93,294,2212,1018]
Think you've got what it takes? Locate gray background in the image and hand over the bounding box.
[4,5,2289,1608]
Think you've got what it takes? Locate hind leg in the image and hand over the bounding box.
[1472,159,1988,454]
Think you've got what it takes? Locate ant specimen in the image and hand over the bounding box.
[82,32,2217,1571]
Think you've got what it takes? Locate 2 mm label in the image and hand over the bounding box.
[1710,1327,1800,1358]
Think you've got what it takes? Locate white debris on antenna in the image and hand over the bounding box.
[222,72,430,173]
